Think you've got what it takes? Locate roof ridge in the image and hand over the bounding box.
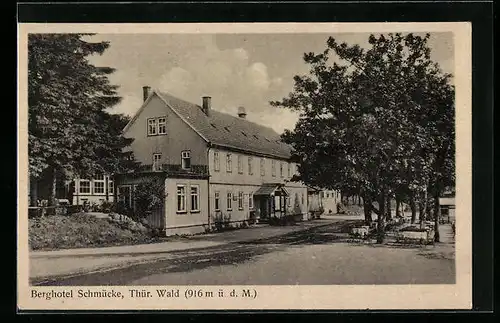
[157,90,284,137]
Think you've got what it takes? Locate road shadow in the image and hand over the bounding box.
[237,220,365,246]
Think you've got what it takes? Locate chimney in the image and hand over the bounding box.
[202,96,211,116]
[237,106,247,119]
[142,86,152,102]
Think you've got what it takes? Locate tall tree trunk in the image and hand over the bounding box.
[363,194,372,225]
[420,189,428,227]
[434,193,441,242]
[105,176,109,202]
[410,192,417,224]
[48,167,57,207]
[376,192,386,243]
[385,196,392,220]
[395,196,401,218]
[29,176,38,207]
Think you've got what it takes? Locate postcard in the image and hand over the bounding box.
[18,22,472,310]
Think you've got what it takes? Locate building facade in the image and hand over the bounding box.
[321,189,341,214]
[115,87,310,235]
[70,175,115,205]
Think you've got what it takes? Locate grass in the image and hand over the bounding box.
[29,213,162,251]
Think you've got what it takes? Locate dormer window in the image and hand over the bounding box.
[148,116,167,136]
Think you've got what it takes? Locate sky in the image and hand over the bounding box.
[87,32,454,133]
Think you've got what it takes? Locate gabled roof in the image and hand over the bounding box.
[254,183,289,196]
[153,90,293,159]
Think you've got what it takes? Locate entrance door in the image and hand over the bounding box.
[259,197,269,219]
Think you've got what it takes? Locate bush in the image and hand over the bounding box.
[212,212,232,231]
[400,226,428,232]
[133,178,165,220]
[29,213,156,250]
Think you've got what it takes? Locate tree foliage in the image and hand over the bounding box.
[28,34,138,202]
[272,33,455,242]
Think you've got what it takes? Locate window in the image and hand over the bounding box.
[321,192,324,198]
[152,153,162,171]
[301,193,305,205]
[147,117,167,136]
[271,160,276,177]
[181,150,191,169]
[287,163,291,178]
[280,162,284,178]
[287,196,291,207]
[158,117,166,134]
[190,185,199,212]
[249,192,254,209]
[177,185,186,212]
[238,191,244,210]
[108,180,114,195]
[260,158,265,176]
[226,153,232,173]
[214,151,220,171]
[237,155,243,174]
[94,181,105,194]
[79,180,90,194]
[248,157,253,175]
[148,118,158,136]
[227,192,233,210]
[93,175,105,194]
[327,193,330,198]
[214,191,220,211]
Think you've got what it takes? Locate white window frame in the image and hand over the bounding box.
[238,191,244,210]
[226,153,232,173]
[79,179,91,194]
[214,191,220,211]
[214,151,220,172]
[158,117,167,135]
[227,192,233,211]
[190,185,200,212]
[176,184,187,213]
[147,118,158,136]
[260,158,265,176]
[152,153,162,171]
[93,179,105,195]
[108,180,114,195]
[249,192,254,209]
[181,150,191,169]
[280,162,284,178]
[287,163,291,178]
[271,160,276,177]
[237,155,243,174]
[248,157,253,175]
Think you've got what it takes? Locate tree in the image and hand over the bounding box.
[132,177,166,220]
[271,33,455,243]
[28,34,137,206]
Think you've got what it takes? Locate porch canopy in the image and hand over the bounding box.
[254,183,289,196]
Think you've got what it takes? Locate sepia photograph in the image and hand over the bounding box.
[18,22,473,310]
